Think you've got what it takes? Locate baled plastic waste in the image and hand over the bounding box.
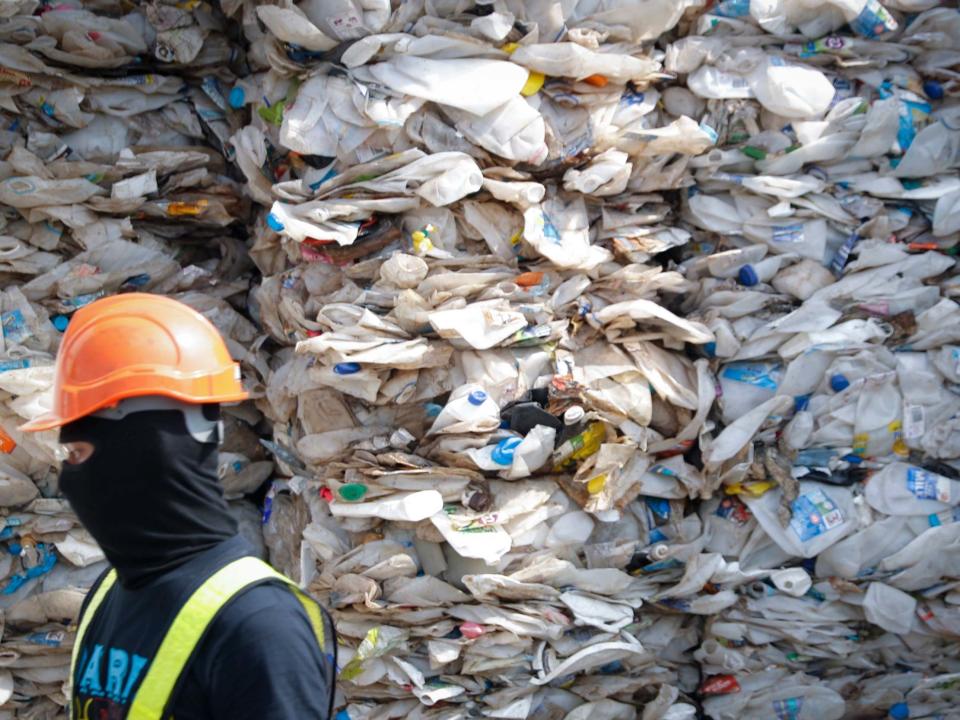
[0,0,959,718]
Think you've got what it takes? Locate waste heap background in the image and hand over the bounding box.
[1,0,960,718]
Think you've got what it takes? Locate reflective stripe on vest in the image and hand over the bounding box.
[70,557,326,720]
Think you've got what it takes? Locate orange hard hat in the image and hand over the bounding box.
[20,293,248,433]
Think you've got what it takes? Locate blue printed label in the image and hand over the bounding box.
[830,232,859,276]
[27,631,64,647]
[712,0,750,17]
[1,310,30,345]
[721,363,781,391]
[849,0,897,39]
[896,97,931,153]
[0,359,29,372]
[906,467,951,503]
[772,223,804,244]
[789,489,844,542]
[831,77,855,108]
[773,697,803,720]
[541,215,561,245]
[928,507,960,527]
[63,291,103,309]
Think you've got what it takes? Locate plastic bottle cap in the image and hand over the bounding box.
[520,71,545,96]
[563,406,585,425]
[228,86,245,108]
[491,437,521,465]
[51,315,69,332]
[515,271,544,287]
[738,264,759,286]
[266,212,284,232]
[338,483,367,502]
[334,362,361,375]
[467,390,488,406]
[888,703,909,720]
[923,80,943,100]
[830,374,850,392]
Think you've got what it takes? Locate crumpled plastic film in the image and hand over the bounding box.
[3,0,960,718]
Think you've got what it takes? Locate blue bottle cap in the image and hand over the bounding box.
[794,394,811,412]
[335,711,351,720]
[491,437,522,465]
[51,315,69,332]
[830,374,850,392]
[923,80,943,100]
[738,264,759,286]
[333,362,361,375]
[424,402,443,418]
[467,390,488,406]
[704,341,716,358]
[228,86,246,108]
[888,702,909,720]
[266,212,284,232]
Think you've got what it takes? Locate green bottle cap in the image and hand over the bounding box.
[338,483,368,502]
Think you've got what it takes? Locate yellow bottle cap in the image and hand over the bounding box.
[521,71,545,96]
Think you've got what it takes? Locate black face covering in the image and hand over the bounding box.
[59,408,238,589]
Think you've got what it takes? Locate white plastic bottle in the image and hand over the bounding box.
[707,245,769,278]
[864,462,960,516]
[735,254,796,287]
[718,361,783,424]
[771,567,812,597]
[328,490,444,522]
[815,515,916,579]
[862,581,917,635]
[429,385,501,435]
[265,202,323,242]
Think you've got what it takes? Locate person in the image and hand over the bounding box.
[21,293,336,720]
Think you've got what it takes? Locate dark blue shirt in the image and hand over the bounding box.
[72,536,334,720]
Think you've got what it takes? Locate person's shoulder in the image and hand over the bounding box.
[215,579,311,632]
[194,578,324,677]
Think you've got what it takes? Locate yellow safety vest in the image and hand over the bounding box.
[70,556,330,720]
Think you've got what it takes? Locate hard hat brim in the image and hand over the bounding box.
[18,388,249,433]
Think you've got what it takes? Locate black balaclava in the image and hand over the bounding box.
[58,407,238,589]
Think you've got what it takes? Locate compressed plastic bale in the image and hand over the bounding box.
[4,0,960,717]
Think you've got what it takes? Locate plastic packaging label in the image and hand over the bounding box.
[906,468,951,503]
[1,310,30,345]
[721,363,781,391]
[903,405,925,441]
[0,359,29,372]
[790,489,844,542]
[712,0,750,18]
[772,223,804,245]
[773,697,803,720]
[27,631,64,647]
[849,0,897,39]
[715,496,752,526]
[889,92,931,153]
[63,291,104,309]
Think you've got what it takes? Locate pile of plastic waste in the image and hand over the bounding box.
[2,0,960,717]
